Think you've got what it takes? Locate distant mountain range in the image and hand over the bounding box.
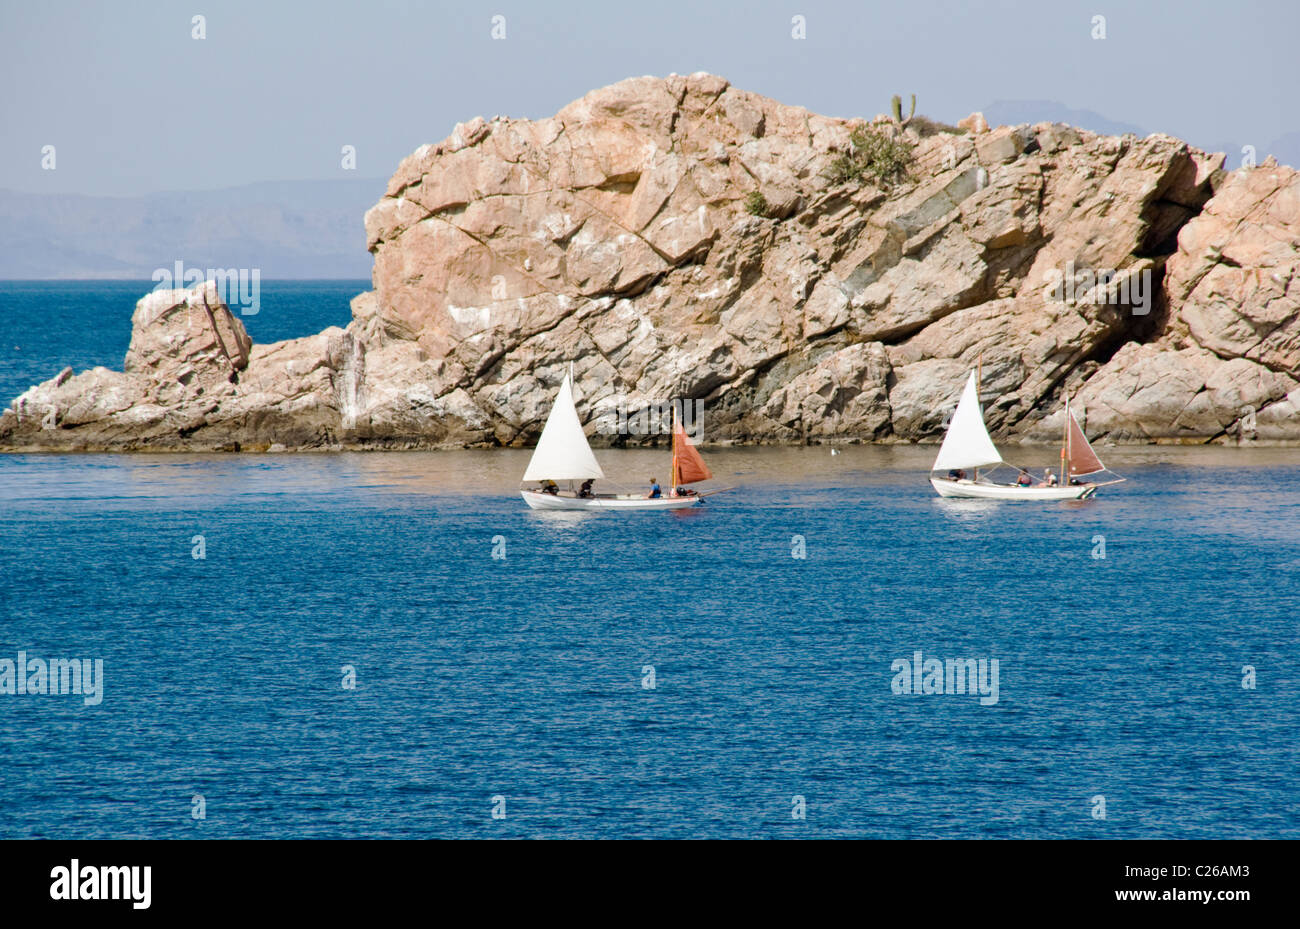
[0,178,385,279]
[980,100,1299,170]
[980,100,1148,138]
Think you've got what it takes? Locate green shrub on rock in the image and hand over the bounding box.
[744,190,772,217]
[823,126,914,188]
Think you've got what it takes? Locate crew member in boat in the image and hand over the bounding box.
[541,479,559,495]
[1038,469,1058,487]
[1016,471,1033,487]
[647,478,662,499]
[579,479,595,498]
[947,468,967,481]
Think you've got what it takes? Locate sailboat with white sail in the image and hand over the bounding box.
[520,370,719,510]
[929,369,1124,500]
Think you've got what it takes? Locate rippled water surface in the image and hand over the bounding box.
[1,445,1297,838]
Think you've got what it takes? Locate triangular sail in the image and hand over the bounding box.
[932,370,1003,472]
[521,372,606,482]
[672,419,712,484]
[1066,408,1105,477]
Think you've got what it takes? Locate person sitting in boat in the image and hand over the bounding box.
[1016,471,1033,487]
[947,468,966,481]
[578,479,595,498]
[1039,469,1058,487]
[647,478,662,499]
[675,485,697,497]
[541,479,559,495]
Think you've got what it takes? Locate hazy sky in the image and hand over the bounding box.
[3,0,1297,196]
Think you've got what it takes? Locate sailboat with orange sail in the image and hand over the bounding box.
[930,368,1124,500]
[520,370,721,510]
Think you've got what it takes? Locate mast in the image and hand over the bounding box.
[973,355,983,483]
[571,361,578,497]
[571,362,579,495]
[670,401,679,496]
[1061,394,1070,484]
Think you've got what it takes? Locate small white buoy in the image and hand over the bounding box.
[830,448,840,456]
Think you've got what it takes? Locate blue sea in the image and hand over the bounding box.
[0,282,1297,839]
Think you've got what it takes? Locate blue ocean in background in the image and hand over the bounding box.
[0,283,1297,839]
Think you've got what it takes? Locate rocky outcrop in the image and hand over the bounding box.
[1,282,352,450]
[3,74,1298,451]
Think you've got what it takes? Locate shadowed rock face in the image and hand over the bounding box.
[1059,164,1300,443]
[3,73,1298,452]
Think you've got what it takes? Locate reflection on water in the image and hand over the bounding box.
[930,497,1009,525]
[3,444,1297,502]
[524,508,596,532]
[1,446,1297,548]
[348,443,1300,498]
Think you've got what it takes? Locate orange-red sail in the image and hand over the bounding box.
[1066,409,1105,477]
[672,420,712,484]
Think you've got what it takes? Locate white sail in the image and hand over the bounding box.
[522,372,606,482]
[932,370,1003,472]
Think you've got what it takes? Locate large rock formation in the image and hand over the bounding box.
[3,73,1298,451]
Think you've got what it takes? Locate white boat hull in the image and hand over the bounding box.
[930,477,1096,500]
[520,490,703,511]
